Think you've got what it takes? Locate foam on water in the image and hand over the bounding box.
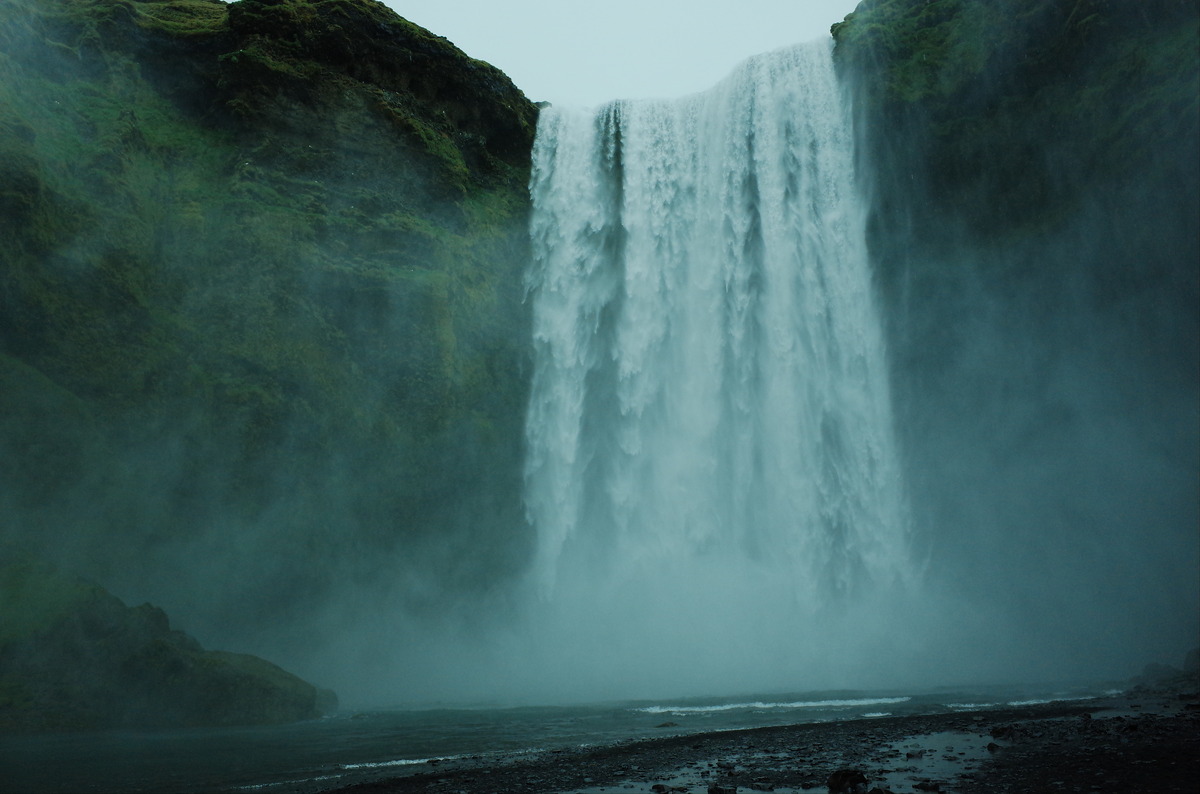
[634,697,912,715]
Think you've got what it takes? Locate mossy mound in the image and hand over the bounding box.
[0,0,539,639]
[0,555,336,732]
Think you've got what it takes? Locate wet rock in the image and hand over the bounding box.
[827,768,869,793]
[707,785,738,794]
[991,724,1018,739]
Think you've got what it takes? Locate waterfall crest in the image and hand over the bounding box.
[521,41,911,690]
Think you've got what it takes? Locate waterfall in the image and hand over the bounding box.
[521,40,911,693]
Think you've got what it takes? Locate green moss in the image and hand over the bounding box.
[131,0,228,37]
[0,557,105,646]
[385,107,471,191]
[833,0,1011,102]
[0,0,536,634]
[835,0,1199,241]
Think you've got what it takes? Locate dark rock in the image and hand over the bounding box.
[827,768,869,793]
[707,785,738,794]
[914,782,941,792]
[991,724,1017,739]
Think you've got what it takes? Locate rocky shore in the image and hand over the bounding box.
[328,675,1199,794]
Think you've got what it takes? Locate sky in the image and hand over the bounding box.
[380,1,862,107]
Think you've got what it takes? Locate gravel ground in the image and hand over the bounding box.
[325,676,1199,794]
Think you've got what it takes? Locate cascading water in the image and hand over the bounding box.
[520,40,913,697]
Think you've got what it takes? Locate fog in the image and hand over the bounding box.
[878,205,1200,686]
[1,0,1196,713]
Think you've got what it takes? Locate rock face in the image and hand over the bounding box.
[0,556,336,731]
[832,0,1199,671]
[0,0,538,647]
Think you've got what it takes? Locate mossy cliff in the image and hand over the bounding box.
[833,1,1198,636]
[833,0,1198,243]
[0,0,538,698]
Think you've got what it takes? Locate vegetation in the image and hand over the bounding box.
[0,0,540,701]
[833,0,1199,242]
[0,554,335,730]
[831,0,1199,617]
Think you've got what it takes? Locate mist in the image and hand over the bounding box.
[844,0,1200,693]
[245,19,1199,707]
[1,0,1196,717]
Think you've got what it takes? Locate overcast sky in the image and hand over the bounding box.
[380,1,862,107]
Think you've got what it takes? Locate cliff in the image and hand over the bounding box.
[833,0,1199,654]
[833,0,1198,243]
[0,0,538,726]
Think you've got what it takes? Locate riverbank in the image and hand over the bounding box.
[328,676,1199,794]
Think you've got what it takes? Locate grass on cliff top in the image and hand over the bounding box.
[833,0,1004,101]
[129,0,228,37]
[13,0,227,43]
[830,0,1187,104]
